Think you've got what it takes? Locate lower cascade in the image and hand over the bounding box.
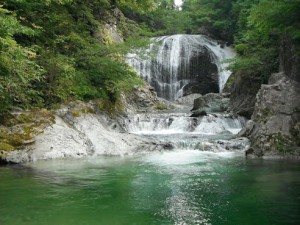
[123,111,248,152]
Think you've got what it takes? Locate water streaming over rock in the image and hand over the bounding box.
[126,34,235,101]
[123,112,247,151]
[125,34,245,153]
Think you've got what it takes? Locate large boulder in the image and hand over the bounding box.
[191,93,230,116]
[239,72,300,157]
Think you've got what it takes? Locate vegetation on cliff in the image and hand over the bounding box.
[0,0,161,120]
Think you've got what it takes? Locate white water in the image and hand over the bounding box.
[125,34,245,154]
[123,111,248,152]
[124,113,246,135]
[126,34,235,100]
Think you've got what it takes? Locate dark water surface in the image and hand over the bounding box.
[1,151,300,225]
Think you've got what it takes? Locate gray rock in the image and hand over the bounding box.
[191,93,229,116]
[4,105,170,163]
[240,73,300,157]
[176,94,202,106]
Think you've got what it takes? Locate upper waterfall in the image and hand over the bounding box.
[126,34,235,101]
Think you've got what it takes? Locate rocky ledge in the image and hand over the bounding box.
[0,105,171,164]
[0,85,175,164]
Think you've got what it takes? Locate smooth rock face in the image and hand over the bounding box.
[239,73,300,157]
[4,107,167,163]
[191,93,230,116]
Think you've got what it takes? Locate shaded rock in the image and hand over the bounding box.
[280,33,300,82]
[228,73,261,119]
[191,93,229,116]
[162,143,175,150]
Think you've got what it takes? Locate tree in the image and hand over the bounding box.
[0,7,44,116]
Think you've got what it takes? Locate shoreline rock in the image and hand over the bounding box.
[238,73,300,158]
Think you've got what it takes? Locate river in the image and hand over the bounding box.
[0,152,300,225]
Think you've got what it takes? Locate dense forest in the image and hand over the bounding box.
[1,0,300,120]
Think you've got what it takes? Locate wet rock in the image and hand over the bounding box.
[162,143,175,150]
[215,137,250,152]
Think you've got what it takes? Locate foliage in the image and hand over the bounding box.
[229,0,300,85]
[0,0,148,120]
[0,7,44,116]
[1,0,300,122]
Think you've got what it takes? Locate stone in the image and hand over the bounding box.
[3,102,171,163]
[239,73,300,157]
[191,93,230,116]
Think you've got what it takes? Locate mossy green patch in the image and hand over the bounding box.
[257,107,274,123]
[268,133,292,154]
[0,143,14,151]
[0,109,55,151]
[154,102,168,110]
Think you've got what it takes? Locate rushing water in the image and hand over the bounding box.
[126,34,235,100]
[1,153,300,225]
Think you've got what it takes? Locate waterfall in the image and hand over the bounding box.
[126,34,235,101]
[125,34,247,154]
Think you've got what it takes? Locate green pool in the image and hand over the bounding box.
[0,151,299,225]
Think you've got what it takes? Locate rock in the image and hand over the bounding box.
[121,84,174,114]
[3,102,170,163]
[245,148,254,157]
[176,94,202,107]
[191,93,230,116]
[214,137,250,152]
[194,137,250,152]
[240,73,300,157]
[162,143,175,150]
[280,33,300,82]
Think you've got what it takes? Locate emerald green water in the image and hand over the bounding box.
[0,151,300,225]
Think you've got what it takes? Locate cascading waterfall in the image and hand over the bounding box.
[126,34,235,101]
[123,113,247,151]
[124,113,246,135]
[125,34,246,153]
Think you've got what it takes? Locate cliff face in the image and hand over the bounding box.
[240,34,300,157]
